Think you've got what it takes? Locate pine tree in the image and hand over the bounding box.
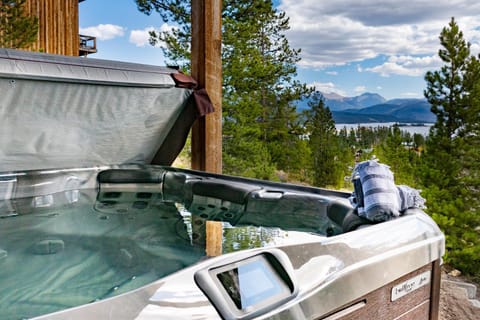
[377,126,417,186]
[222,1,311,179]
[423,18,469,192]
[422,17,480,277]
[460,55,480,201]
[0,0,38,49]
[412,133,425,151]
[135,0,311,180]
[305,92,342,187]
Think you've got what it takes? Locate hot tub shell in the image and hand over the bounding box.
[0,49,444,320]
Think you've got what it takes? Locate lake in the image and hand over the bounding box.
[335,122,433,136]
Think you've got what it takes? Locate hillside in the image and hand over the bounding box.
[297,92,435,123]
[327,92,386,110]
[297,92,386,111]
[332,111,399,123]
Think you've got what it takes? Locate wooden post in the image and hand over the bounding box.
[206,221,223,256]
[429,259,441,320]
[191,0,222,173]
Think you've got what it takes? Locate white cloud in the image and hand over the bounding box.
[365,55,442,77]
[129,28,154,47]
[129,23,176,48]
[279,0,480,68]
[307,81,347,96]
[79,24,125,40]
[354,86,366,93]
[326,71,338,75]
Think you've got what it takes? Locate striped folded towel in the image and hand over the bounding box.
[349,160,425,222]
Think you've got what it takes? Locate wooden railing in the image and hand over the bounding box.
[79,34,97,56]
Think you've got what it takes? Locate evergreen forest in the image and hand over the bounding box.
[139,2,477,279]
[0,0,38,49]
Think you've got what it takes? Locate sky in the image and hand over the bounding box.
[79,0,480,100]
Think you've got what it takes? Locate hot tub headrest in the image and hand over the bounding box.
[191,180,262,204]
[97,169,162,184]
[162,171,262,205]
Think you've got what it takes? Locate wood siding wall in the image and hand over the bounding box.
[24,0,80,56]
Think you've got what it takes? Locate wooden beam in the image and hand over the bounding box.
[429,259,441,320]
[205,221,223,257]
[191,0,222,173]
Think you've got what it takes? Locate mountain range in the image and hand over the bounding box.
[297,92,435,124]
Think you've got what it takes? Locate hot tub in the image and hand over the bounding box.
[0,49,444,319]
[0,165,444,320]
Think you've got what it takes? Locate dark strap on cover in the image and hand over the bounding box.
[150,73,215,165]
[171,73,215,117]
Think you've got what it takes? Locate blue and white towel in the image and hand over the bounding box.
[350,160,425,222]
[397,184,426,212]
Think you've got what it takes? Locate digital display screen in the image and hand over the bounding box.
[216,257,287,309]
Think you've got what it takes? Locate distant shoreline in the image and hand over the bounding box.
[335,122,433,136]
[335,122,434,126]
[395,123,433,127]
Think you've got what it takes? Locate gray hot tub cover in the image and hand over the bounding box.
[0,48,213,172]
